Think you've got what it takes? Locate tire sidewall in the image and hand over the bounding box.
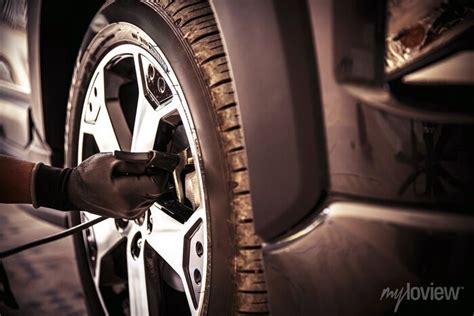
[66,2,235,315]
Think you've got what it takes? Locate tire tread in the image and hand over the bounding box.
[151,0,269,314]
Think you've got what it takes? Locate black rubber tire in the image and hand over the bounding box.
[65,1,268,315]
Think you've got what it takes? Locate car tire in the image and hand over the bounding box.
[65,1,268,315]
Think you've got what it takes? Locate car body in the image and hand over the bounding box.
[1,0,473,314]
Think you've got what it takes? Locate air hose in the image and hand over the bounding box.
[0,216,107,259]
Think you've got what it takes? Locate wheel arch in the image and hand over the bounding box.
[210,0,329,241]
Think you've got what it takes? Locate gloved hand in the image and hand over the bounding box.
[32,152,172,219]
[68,152,170,218]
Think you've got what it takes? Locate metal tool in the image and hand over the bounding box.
[114,150,193,223]
[114,150,180,174]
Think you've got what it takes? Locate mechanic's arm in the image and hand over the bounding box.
[0,155,34,204]
[0,153,169,219]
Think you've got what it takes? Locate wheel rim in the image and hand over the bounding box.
[76,39,208,316]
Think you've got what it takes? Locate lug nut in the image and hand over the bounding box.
[135,213,145,226]
[193,269,201,285]
[131,232,143,259]
[147,64,155,81]
[147,214,153,234]
[157,77,166,94]
[115,219,128,232]
[195,241,203,257]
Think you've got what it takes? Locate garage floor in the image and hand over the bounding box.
[0,204,87,315]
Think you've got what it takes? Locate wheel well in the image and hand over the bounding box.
[34,0,103,166]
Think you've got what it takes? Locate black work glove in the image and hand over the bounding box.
[32,152,170,219]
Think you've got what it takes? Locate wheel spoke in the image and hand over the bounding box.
[80,70,122,153]
[146,205,206,314]
[130,98,161,152]
[131,52,177,152]
[95,220,126,281]
[93,105,121,152]
[146,206,186,274]
[127,229,149,316]
[104,98,133,151]
[80,214,126,285]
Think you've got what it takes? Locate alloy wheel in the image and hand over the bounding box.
[77,42,208,316]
